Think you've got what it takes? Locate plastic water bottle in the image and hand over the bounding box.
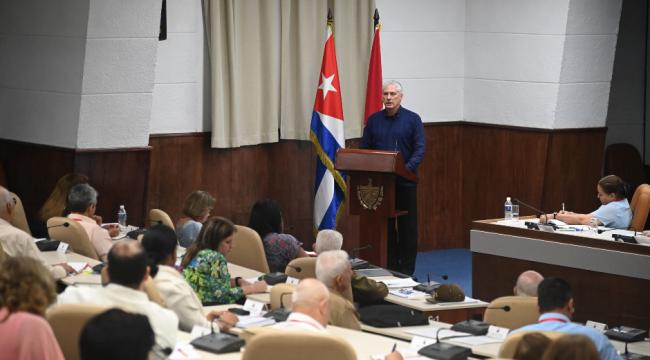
[117,205,127,227]
[504,197,513,220]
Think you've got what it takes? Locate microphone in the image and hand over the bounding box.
[486,305,511,312]
[351,244,373,258]
[512,198,550,219]
[47,222,70,229]
[286,264,302,273]
[414,273,449,293]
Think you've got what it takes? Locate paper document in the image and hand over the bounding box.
[450,335,504,346]
[169,342,201,360]
[379,278,420,288]
[66,262,89,273]
[389,288,427,300]
[433,296,480,306]
[235,315,275,329]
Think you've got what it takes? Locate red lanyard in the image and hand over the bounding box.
[540,317,568,323]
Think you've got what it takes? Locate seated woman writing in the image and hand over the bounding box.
[549,175,632,229]
[182,217,267,305]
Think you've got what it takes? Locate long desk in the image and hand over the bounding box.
[362,321,650,358]
[472,218,650,331]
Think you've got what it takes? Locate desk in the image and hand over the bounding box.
[472,218,650,330]
[177,324,411,360]
[41,250,103,286]
[362,322,650,358]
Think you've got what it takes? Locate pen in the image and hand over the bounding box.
[391,343,397,352]
[562,202,565,212]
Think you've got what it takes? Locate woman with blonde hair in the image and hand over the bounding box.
[32,173,88,237]
[542,334,600,360]
[0,257,64,359]
[176,190,216,247]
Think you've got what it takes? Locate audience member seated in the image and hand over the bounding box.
[315,250,361,330]
[550,175,632,229]
[513,332,551,360]
[58,239,178,358]
[80,308,155,360]
[314,229,388,306]
[31,173,88,238]
[66,184,119,261]
[249,199,308,273]
[182,217,267,305]
[512,277,621,360]
[176,190,215,248]
[514,270,544,297]
[542,334,600,360]
[272,278,402,360]
[272,278,330,332]
[0,185,72,279]
[142,224,238,331]
[0,257,64,360]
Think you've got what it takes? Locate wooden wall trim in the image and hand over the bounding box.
[0,123,606,251]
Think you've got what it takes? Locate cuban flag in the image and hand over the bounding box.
[309,22,347,232]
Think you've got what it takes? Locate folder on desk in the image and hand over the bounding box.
[355,268,392,277]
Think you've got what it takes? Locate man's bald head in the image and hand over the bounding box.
[291,278,330,326]
[0,186,14,221]
[514,270,544,297]
[106,240,147,289]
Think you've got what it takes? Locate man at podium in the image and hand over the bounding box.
[361,80,425,275]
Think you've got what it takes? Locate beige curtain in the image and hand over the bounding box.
[280,0,375,140]
[205,0,374,147]
[204,0,281,148]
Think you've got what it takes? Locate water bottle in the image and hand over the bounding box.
[504,197,513,220]
[117,205,127,227]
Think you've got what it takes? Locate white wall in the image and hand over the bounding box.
[0,0,88,148]
[377,0,465,123]
[149,0,207,134]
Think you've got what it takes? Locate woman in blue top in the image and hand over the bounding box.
[248,199,308,273]
[176,190,215,248]
[554,175,632,229]
[182,216,267,305]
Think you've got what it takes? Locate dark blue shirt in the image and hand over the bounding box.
[361,106,425,187]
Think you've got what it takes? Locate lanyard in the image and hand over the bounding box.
[540,317,568,324]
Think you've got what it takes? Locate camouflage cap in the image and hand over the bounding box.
[426,283,465,303]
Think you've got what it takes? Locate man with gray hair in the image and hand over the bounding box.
[67,183,119,261]
[514,270,544,297]
[272,278,330,331]
[361,80,425,276]
[315,250,361,330]
[313,229,343,254]
[0,186,72,278]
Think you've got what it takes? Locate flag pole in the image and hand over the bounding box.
[373,8,380,28]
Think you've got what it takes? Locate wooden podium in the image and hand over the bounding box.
[335,149,418,267]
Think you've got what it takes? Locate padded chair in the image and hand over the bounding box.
[604,143,647,199]
[483,296,539,330]
[270,283,296,310]
[226,225,270,273]
[242,330,356,360]
[498,331,565,358]
[47,216,99,260]
[629,184,650,231]
[47,304,109,360]
[285,257,316,279]
[9,192,31,235]
[149,208,175,229]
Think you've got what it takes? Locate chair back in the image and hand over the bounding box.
[9,192,31,235]
[270,283,296,310]
[242,330,356,360]
[483,296,539,330]
[499,331,565,358]
[149,208,175,229]
[285,257,316,279]
[604,143,646,200]
[47,216,99,260]
[226,225,270,273]
[629,184,650,231]
[47,304,109,360]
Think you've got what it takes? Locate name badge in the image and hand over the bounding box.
[286,276,300,285]
[57,242,69,253]
[411,335,437,349]
[487,325,510,340]
[243,299,266,316]
[586,320,607,333]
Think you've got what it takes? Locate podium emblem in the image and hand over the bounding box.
[357,178,383,210]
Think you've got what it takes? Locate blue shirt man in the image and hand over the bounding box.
[511,277,622,360]
[360,81,424,275]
